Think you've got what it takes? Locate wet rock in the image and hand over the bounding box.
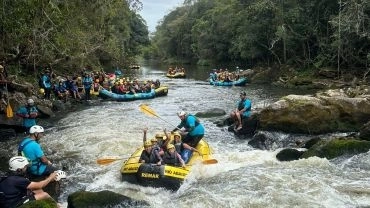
[195,108,226,118]
[18,198,58,208]
[301,138,370,159]
[67,190,150,208]
[359,121,370,141]
[37,105,55,118]
[276,148,305,161]
[0,128,16,141]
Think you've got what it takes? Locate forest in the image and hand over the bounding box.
[0,0,148,75]
[0,0,369,79]
[148,0,369,78]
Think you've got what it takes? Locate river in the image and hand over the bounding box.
[7,64,370,207]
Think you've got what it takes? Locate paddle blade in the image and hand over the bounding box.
[202,159,218,165]
[6,104,13,118]
[97,158,122,165]
[139,104,158,118]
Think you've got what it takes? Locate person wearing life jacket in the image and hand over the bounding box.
[139,141,162,166]
[230,91,252,131]
[174,111,205,148]
[0,156,58,208]
[18,125,59,176]
[162,144,185,168]
[172,131,199,164]
[41,70,52,99]
[16,98,38,133]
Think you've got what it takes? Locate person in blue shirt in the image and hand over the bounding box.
[82,73,93,101]
[16,98,38,133]
[41,70,52,99]
[18,125,58,176]
[230,91,252,131]
[0,156,58,208]
[174,111,205,148]
[54,80,69,102]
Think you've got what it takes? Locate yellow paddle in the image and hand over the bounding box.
[139,104,179,129]
[202,159,218,164]
[5,83,13,118]
[96,156,139,165]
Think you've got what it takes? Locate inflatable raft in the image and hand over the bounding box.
[99,89,156,101]
[166,72,186,78]
[120,137,215,191]
[209,77,247,86]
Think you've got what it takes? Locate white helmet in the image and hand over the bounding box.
[27,98,34,105]
[29,125,44,134]
[178,111,186,117]
[9,156,29,171]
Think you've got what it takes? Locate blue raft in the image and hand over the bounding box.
[209,77,247,86]
[99,89,156,101]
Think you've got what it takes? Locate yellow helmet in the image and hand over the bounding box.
[167,144,175,149]
[155,133,165,139]
[144,141,152,147]
[150,138,158,142]
[39,88,45,95]
[173,131,182,139]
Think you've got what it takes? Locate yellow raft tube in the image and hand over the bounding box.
[120,134,215,191]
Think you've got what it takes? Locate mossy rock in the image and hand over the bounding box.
[276,148,305,161]
[301,138,370,159]
[67,190,149,208]
[18,198,58,208]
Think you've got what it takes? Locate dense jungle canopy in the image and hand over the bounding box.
[0,0,369,79]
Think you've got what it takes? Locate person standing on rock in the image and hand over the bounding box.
[230,91,251,131]
[16,98,38,133]
[41,70,52,100]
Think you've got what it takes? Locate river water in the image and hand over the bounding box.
[7,64,370,207]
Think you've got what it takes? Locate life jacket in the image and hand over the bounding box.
[163,151,181,166]
[18,139,42,175]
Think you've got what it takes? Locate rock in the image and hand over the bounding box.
[301,138,370,159]
[258,92,370,134]
[195,108,226,118]
[18,198,58,208]
[359,121,370,141]
[67,190,150,208]
[37,105,55,118]
[276,148,305,161]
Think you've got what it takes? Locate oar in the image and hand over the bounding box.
[97,156,139,165]
[5,83,13,118]
[139,104,179,129]
[202,159,218,164]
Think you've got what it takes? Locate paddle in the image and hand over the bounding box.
[97,156,139,165]
[5,83,13,118]
[139,104,179,130]
[202,159,218,164]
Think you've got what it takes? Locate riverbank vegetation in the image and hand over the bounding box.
[148,0,369,80]
[0,0,148,77]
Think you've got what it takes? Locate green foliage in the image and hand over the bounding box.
[150,0,369,74]
[0,0,147,72]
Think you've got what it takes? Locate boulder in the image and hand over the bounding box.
[301,138,370,159]
[359,121,370,141]
[258,91,370,134]
[67,190,150,208]
[195,108,226,118]
[276,148,305,161]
